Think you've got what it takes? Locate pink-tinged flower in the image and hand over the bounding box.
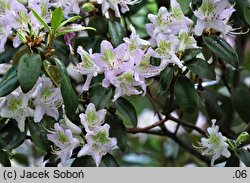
[51,0,80,17]
[47,123,80,166]
[197,120,231,166]
[91,40,132,88]
[146,1,193,46]
[79,103,107,132]
[0,91,34,131]
[92,0,140,18]
[75,46,102,91]
[32,76,62,123]
[77,124,117,167]
[111,70,142,101]
[194,0,235,36]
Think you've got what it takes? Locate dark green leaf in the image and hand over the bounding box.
[43,60,61,86]
[183,49,202,62]
[88,16,108,36]
[174,76,198,113]
[200,90,223,120]
[237,148,250,167]
[18,53,42,93]
[114,97,138,127]
[225,155,240,167]
[0,149,11,167]
[12,153,29,166]
[51,7,63,32]
[28,120,50,152]
[0,120,26,150]
[158,67,174,95]
[244,0,250,25]
[71,153,119,167]
[31,9,50,32]
[55,58,79,118]
[0,47,19,64]
[108,20,126,47]
[59,16,82,29]
[13,45,30,65]
[0,66,19,97]
[90,86,112,110]
[106,115,127,152]
[186,58,216,80]
[203,35,239,68]
[231,87,250,123]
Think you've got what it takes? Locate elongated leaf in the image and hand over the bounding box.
[158,67,174,95]
[18,53,42,93]
[183,49,202,62]
[0,47,19,64]
[231,87,250,123]
[114,97,138,127]
[56,26,95,37]
[106,115,127,152]
[244,0,250,25]
[71,153,119,167]
[174,76,198,113]
[31,9,50,32]
[0,149,11,167]
[108,20,126,47]
[225,155,240,167]
[28,120,50,152]
[88,16,108,36]
[0,66,19,97]
[51,7,63,32]
[59,16,82,28]
[90,86,112,110]
[13,45,30,65]
[0,120,26,150]
[186,58,216,80]
[237,148,250,167]
[55,58,79,118]
[43,60,61,86]
[203,35,239,68]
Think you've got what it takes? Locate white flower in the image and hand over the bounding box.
[194,0,235,36]
[75,46,102,92]
[199,120,231,166]
[77,124,117,167]
[32,76,62,122]
[47,123,80,166]
[79,103,107,132]
[0,91,34,131]
[51,0,80,17]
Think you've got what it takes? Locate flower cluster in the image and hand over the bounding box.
[197,120,231,166]
[146,0,197,69]
[47,103,117,167]
[0,75,62,131]
[75,25,162,101]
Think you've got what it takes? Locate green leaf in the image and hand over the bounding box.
[18,53,42,93]
[114,97,138,127]
[237,148,250,167]
[106,115,127,152]
[0,66,19,97]
[88,16,108,36]
[200,90,223,120]
[183,49,202,62]
[0,120,26,150]
[244,0,250,25]
[12,153,29,166]
[231,87,250,123]
[55,58,79,118]
[90,86,113,110]
[31,9,50,32]
[0,47,19,64]
[0,149,11,167]
[59,16,82,29]
[158,67,174,95]
[71,153,119,167]
[13,45,31,65]
[174,76,198,113]
[225,155,240,167]
[186,58,215,80]
[28,120,50,152]
[203,35,239,68]
[51,7,63,32]
[43,60,61,86]
[56,26,95,37]
[108,20,126,47]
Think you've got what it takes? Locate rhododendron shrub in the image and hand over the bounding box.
[0,0,250,167]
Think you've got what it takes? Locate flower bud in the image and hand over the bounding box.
[236,132,249,144]
[17,29,27,44]
[82,3,95,13]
